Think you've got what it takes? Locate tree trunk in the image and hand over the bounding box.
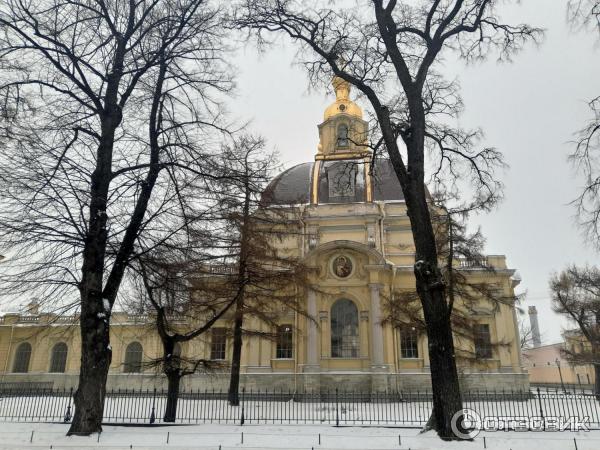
[67,99,123,435]
[400,107,463,438]
[68,134,117,434]
[164,371,182,422]
[228,301,244,406]
[228,171,251,407]
[68,303,111,434]
[422,293,463,437]
[408,192,463,438]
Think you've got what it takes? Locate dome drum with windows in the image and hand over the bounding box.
[263,77,405,206]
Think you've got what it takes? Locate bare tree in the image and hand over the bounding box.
[384,201,519,375]
[568,1,600,244]
[133,254,239,422]
[519,320,534,351]
[234,0,541,437]
[550,265,600,399]
[207,136,310,406]
[0,0,231,434]
[568,0,600,32]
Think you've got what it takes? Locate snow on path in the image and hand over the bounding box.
[0,422,599,449]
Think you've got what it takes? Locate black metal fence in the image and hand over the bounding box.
[1,387,599,427]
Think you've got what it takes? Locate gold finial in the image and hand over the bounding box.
[323,76,362,120]
[332,76,350,101]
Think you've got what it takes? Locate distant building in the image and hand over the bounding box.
[522,331,595,387]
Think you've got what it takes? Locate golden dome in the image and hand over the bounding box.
[323,76,363,120]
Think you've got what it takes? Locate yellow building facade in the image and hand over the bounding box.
[0,80,528,392]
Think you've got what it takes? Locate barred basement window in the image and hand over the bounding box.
[210,328,227,360]
[49,342,68,373]
[124,342,143,373]
[331,299,359,358]
[400,328,419,358]
[12,342,32,373]
[474,324,492,359]
[276,325,293,359]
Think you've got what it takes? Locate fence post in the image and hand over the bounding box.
[150,387,156,424]
[536,387,545,431]
[335,388,339,427]
[64,387,73,422]
[240,387,245,426]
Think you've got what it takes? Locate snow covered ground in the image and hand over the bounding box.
[0,422,599,450]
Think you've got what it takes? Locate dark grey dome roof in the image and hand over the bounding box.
[262,162,314,205]
[263,158,404,205]
[371,159,405,202]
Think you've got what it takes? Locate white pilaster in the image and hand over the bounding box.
[369,283,385,367]
[306,288,319,369]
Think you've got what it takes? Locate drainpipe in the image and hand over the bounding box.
[293,308,298,396]
[298,205,306,257]
[2,323,15,381]
[376,202,386,259]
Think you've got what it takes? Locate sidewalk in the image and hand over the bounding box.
[0,422,599,449]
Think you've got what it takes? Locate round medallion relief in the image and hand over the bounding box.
[332,255,353,278]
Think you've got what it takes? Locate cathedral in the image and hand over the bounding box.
[0,79,527,392]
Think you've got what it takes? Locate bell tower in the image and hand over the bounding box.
[311,77,373,204]
[316,77,369,158]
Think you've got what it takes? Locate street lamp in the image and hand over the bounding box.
[555,358,567,394]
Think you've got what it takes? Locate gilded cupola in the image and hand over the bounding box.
[317,77,369,158]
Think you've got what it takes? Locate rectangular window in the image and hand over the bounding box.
[276,325,293,359]
[210,328,227,360]
[474,324,492,359]
[400,328,419,358]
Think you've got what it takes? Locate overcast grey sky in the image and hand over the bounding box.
[231,0,600,344]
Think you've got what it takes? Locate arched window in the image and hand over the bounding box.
[337,123,349,147]
[49,342,68,373]
[331,299,359,358]
[12,342,32,373]
[124,342,143,373]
